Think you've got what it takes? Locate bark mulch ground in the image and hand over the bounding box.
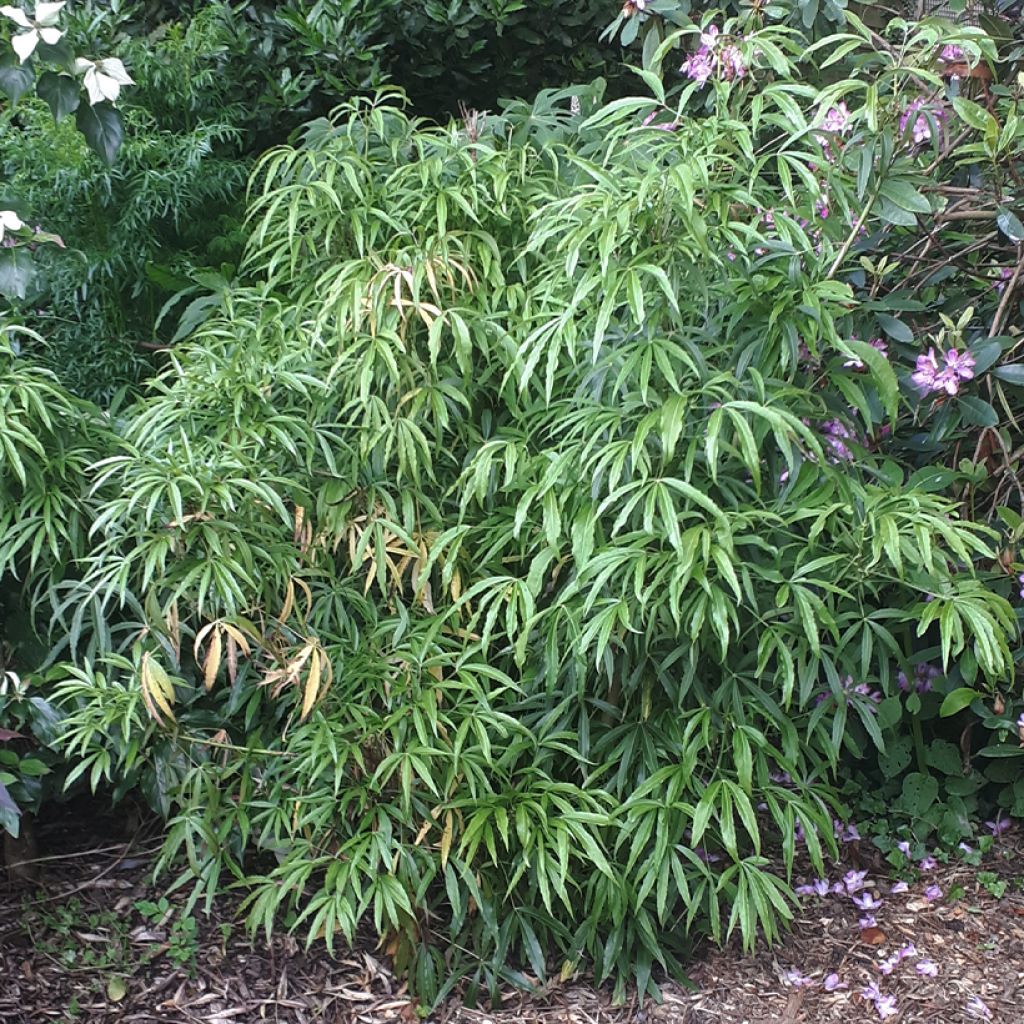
[2,803,1023,1023]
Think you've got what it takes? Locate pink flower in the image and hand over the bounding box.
[823,972,847,991]
[941,43,965,61]
[901,97,944,145]
[919,855,937,870]
[878,955,898,976]
[844,337,888,369]
[986,814,1011,836]
[699,24,720,48]
[995,267,1013,294]
[784,968,815,988]
[913,348,975,397]
[959,841,974,854]
[822,102,851,134]
[891,881,909,894]
[916,960,939,977]
[862,982,883,1002]
[896,840,911,856]
[821,419,855,462]
[924,884,943,901]
[912,349,942,392]
[681,50,715,84]
[844,869,868,893]
[875,994,899,1019]
[896,943,917,960]
[938,349,975,394]
[967,995,993,1020]
[853,892,881,910]
[719,44,746,80]
[860,914,877,929]
[835,821,861,843]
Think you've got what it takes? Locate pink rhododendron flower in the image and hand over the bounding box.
[912,349,942,392]
[860,914,877,928]
[896,840,911,856]
[919,855,937,870]
[924,884,943,901]
[941,43,965,61]
[853,892,881,910]
[912,347,975,397]
[823,972,847,991]
[896,943,917,960]
[891,881,909,894]
[901,97,944,145]
[916,960,939,976]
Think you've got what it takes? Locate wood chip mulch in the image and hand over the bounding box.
[3,808,1024,1023]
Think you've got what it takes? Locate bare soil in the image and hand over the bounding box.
[2,800,1022,1024]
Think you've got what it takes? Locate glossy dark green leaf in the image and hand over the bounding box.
[0,53,34,103]
[874,313,914,344]
[956,395,999,427]
[992,363,1024,386]
[0,248,36,300]
[76,101,125,166]
[996,207,1024,243]
[36,71,80,121]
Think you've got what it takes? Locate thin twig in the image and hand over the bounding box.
[989,246,1024,338]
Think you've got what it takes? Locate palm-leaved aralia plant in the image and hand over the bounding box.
[51,14,1018,1008]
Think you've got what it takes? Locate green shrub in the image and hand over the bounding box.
[37,10,1024,1004]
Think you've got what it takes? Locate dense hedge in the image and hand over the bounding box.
[2,1,1024,1011]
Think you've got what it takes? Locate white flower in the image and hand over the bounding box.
[0,209,24,241]
[0,2,65,63]
[73,56,133,105]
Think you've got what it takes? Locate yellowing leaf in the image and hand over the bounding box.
[203,628,222,691]
[140,652,175,724]
[440,811,453,868]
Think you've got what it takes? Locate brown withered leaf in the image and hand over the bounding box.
[859,926,886,945]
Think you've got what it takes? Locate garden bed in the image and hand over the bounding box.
[2,801,1023,1023]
